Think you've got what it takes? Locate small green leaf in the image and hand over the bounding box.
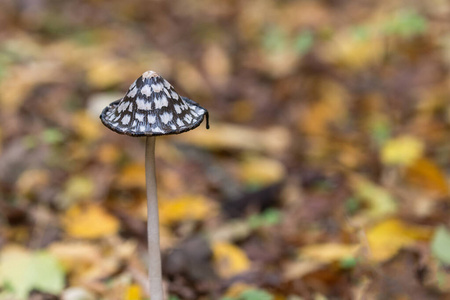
[431,226,450,265]
[294,31,314,54]
[339,256,357,269]
[240,289,274,300]
[262,208,282,225]
[42,128,65,144]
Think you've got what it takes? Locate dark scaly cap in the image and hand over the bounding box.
[100,70,209,137]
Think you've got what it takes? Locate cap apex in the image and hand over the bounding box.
[142,70,159,79]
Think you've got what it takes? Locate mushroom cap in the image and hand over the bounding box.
[100,70,209,137]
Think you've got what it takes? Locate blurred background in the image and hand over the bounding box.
[0,0,450,299]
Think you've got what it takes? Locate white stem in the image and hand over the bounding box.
[145,136,164,300]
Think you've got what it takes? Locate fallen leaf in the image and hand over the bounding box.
[351,177,398,219]
[62,204,120,239]
[299,80,349,136]
[177,123,291,155]
[117,164,146,189]
[380,135,424,166]
[299,243,360,263]
[212,242,251,278]
[283,260,324,280]
[366,218,431,262]
[125,284,142,300]
[63,175,95,205]
[223,282,256,298]
[49,239,134,285]
[239,155,286,187]
[406,158,449,197]
[0,246,65,300]
[157,195,217,226]
[321,26,384,70]
[431,226,450,265]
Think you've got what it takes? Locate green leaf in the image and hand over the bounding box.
[294,31,314,54]
[42,128,65,144]
[262,208,282,225]
[383,9,427,38]
[240,289,274,300]
[32,252,65,294]
[431,226,450,265]
[339,256,357,269]
[0,247,65,299]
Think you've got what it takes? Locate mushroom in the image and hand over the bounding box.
[99,70,209,299]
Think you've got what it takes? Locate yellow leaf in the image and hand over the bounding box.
[240,155,286,187]
[72,111,101,141]
[351,177,397,218]
[406,158,449,197]
[366,218,431,262]
[212,242,251,278]
[299,243,360,263]
[117,164,146,189]
[381,135,424,166]
[63,204,119,239]
[159,195,217,226]
[125,284,142,300]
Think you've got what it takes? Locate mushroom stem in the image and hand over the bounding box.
[145,136,164,300]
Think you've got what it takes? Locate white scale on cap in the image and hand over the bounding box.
[100,71,209,136]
